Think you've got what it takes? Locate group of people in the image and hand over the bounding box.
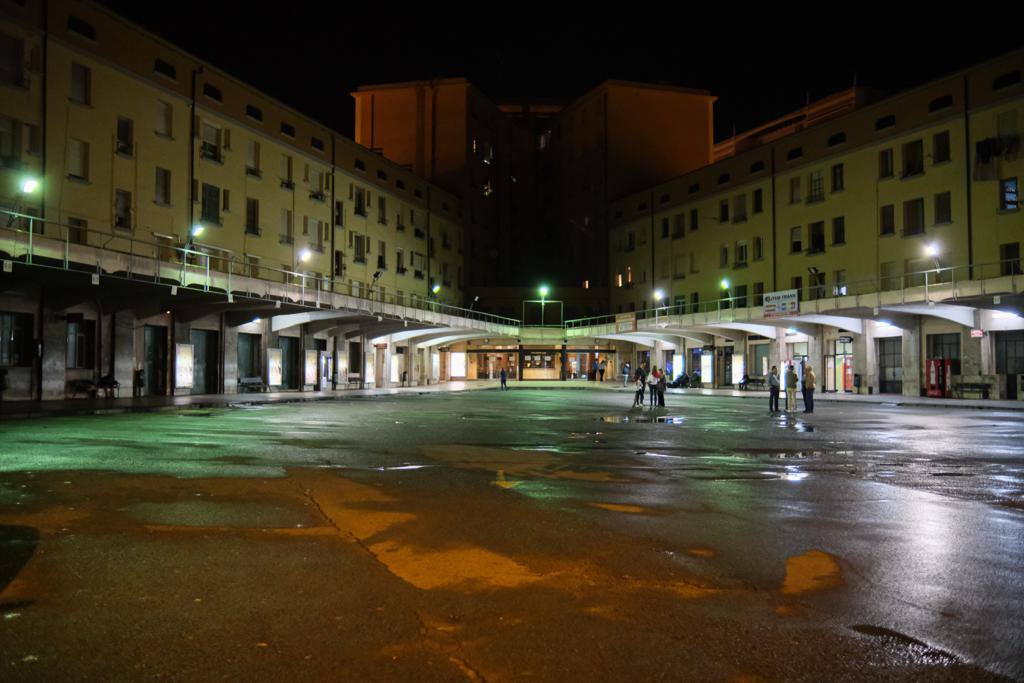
[767,363,816,414]
[631,363,667,407]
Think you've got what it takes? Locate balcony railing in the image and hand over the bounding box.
[0,208,522,329]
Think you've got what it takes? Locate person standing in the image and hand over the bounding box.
[648,366,660,407]
[785,363,799,413]
[768,365,780,413]
[803,364,816,413]
[598,359,606,382]
[657,368,667,407]
[500,366,508,392]
[632,374,644,407]
[622,362,631,387]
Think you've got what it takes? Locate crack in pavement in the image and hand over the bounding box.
[297,484,392,572]
[414,610,486,683]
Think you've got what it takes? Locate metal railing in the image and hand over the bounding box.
[0,209,520,329]
[566,259,1022,329]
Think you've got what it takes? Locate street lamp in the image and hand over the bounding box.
[654,288,666,324]
[298,248,312,263]
[6,176,41,227]
[719,278,731,315]
[469,295,480,311]
[20,178,39,194]
[924,242,941,302]
[431,282,441,295]
[540,282,548,325]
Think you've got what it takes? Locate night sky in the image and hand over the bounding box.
[98,3,1022,142]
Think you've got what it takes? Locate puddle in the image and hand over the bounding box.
[125,501,319,529]
[599,415,686,425]
[780,549,842,594]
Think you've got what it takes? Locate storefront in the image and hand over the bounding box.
[878,337,903,394]
[522,349,559,380]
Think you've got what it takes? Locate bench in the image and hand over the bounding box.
[738,376,766,391]
[97,375,120,398]
[953,382,991,399]
[238,377,269,392]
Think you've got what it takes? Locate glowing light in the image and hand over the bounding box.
[298,248,312,262]
[925,243,939,257]
[654,289,665,302]
[431,283,441,295]
[720,278,730,290]
[538,284,550,299]
[190,224,204,238]
[20,178,40,194]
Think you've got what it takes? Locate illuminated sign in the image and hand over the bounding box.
[304,350,318,385]
[615,312,637,333]
[970,329,985,338]
[763,289,799,318]
[174,344,194,389]
[267,348,283,386]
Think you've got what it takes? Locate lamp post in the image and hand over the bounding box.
[924,242,940,302]
[538,284,550,326]
[7,176,41,228]
[654,288,665,324]
[718,278,730,315]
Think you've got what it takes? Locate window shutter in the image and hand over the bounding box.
[303,215,309,235]
[348,183,353,200]
[222,189,230,211]
[191,179,199,202]
[223,128,231,150]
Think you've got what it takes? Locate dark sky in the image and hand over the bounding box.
[98,3,1022,142]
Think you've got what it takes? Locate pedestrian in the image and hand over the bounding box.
[622,362,631,387]
[500,366,508,392]
[632,374,644,407]
[768,365,780,413]
[657,368,667,407]
[648,366,660,407]
[598,359,606,382]
[785,363,799,412]
[803,364,816,413]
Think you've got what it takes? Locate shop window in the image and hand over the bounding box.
[0,312,32,366]
[66,318,95,369]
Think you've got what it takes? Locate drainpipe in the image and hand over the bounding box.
[330,133,337,389]
[962,74,974,279]
[769,147,777,291]
[188,66,203,234]
[40,2,48,220]
[649,190,655,308]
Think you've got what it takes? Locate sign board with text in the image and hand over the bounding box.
[763,289,799,319]
[174,344,194,389]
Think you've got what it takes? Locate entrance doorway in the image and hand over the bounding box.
[878,337,903,394]
[143,325,167,396]
[189,329,219,395]
[237,333,261,381]
[825,339,854,392]
[280,336,300,389]
[995,330,1024,399]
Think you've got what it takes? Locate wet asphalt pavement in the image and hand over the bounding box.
[0,389,1022,681]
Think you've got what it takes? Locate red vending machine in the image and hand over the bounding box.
[926,358,953,397]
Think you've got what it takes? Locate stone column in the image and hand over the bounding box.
[40,305,67,400]
[407,340,419,386]
[112,310,135,393]
[223,316,238,394]
[900,320,922,397]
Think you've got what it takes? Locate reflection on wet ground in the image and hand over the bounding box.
[0,389,1022,679]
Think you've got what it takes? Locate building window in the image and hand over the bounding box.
[833,270,848,296]
[246,198,260,235]
[929,95,953,112]
[750,160,765,174]
[734,284,748,308]
[1,114,21,164]
[245,104,263,121]
[689,208,699,232]
[153,58,176,80]
[334,200,344,227]
[202,83,222,102]
[718,173,730,185]
[832,216,845,245]
[752,188,763,213]
[733,194,747,222]
[70,62,90,105]
[67,15,96,41]
[992,70,1021,91]
[154,167,170,205]
[808,271,826,300]
[880,261,898,290]
[353,187,366,215]
[808,221,825,253]
[720,245,728,267]
[156,100,172,137]
[902,139,924,177]
[831,163,844,192]
[67,138,88,180]
[201,183,221,224]
[114,189,132,230]
[280,154,293,184]
[719,199,729,222]
[791,276,803,300]
[688,183,699,195]
[790,226,802,253]
[935,192,952,224]
[311,137,325,151]
[660,217,669,239]
[827,131,846,147]
[789,177,801,204]
[875,114,896,131]
[903,198,925,235]
[377,196,387,224]
[672,213,685,239]
[753,282,765,306]
[67,217,87,245]
[246,140,260,177]
[808,171,824,202]
[280,122,295,137]
[1000,242,1022,275]
[66,319,96,369]
[280,208,293,243]
[735,241,748,266]
[786,146,803,161]
[879,149,894,178]
[1000,178,1019,211]
[754,235,764,260]
[0,312,32,367]
[933,131,951,164]
[880,205,895,235]
[116,117,133,156]
[200,123,221,162]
